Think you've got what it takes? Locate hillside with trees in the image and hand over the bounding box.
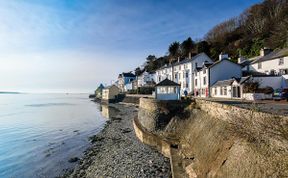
[135,0,288,75]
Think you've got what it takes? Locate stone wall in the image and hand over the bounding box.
[135,97,288,178]
[137,98,187,132]
[133,116,172,158]
[165,99,288,178]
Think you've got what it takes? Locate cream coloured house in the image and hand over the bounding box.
[102,85,120,102]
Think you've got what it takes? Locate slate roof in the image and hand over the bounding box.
[209,58,242,68]
[157,53,210,71]
[211,79,235,87]
[211,76,252,87]
[194,58,241,72]
[251,48,288,64]
[155,78,180,87]
[119,72,136,78]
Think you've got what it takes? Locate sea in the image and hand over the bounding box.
[0,93,109,178]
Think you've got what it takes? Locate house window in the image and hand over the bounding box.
[270,70,276,75]
[224,87,227,95]
[186,83,189,88]
[179,73,181,80]
[203,76,207,85]
[280,69,288,75]
[174,73,178,80]
[158,77,161,82]
[214,88,217,95]
[186,71,189,78]
[258,62,262,69]
[220,87,223,95]
[279,58,284,65]
[203,69,206,74]
[195,79,197,86]
[183,72,185,78]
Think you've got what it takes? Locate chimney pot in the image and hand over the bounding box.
[188,52,191,59]
[260,47,272,57]
[219,53,229,61]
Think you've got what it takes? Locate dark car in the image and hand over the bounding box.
[273,88,288,101]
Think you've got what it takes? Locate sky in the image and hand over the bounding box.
[0,0,261,93]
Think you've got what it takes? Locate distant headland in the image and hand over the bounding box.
[0,91,21,94]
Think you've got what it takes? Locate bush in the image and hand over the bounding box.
[256,87,274,94]
[138,87,155,94]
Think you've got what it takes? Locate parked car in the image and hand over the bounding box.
[272,88,288,101]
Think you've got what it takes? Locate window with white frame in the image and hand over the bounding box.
[203,76,207,85]
[214,88,217,95]
[195,79,197,86]
[220,87,223,95]
[279,58,284,65]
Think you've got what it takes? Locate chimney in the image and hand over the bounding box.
[219,53,229,61]
[238,56,246,64]
[260,47,272,57]
[188,52,191,59]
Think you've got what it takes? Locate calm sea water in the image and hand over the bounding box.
[0,93,108,178]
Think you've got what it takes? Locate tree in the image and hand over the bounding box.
[168,41,181,63]
[134,67,142,76]
[181,37,195,58]
[146,55,157,61]
[196,41,210,55]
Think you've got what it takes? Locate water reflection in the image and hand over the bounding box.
[100,104,118,119]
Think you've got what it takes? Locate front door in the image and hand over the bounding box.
[237,86,241,98]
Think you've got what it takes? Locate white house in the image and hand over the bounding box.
[155,79,180,100]
[194,54,243,97]
[211,77,250,99]
[155,53,213,95]
[137,71,156,87]
[156,64,173,82]
[118,72,136,92]
[248,48,288,76]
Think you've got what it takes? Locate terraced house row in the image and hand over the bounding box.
[155,48,288,100]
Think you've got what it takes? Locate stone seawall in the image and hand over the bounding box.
[138,98,187,132]
[135,98,288,178]
[133,116,172,158]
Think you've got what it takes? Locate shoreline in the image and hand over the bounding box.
[63,103,171,178]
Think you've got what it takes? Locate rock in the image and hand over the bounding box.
[68,157,80,163]
[111,116,122,121]
[121,128,132,133]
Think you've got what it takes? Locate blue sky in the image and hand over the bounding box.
[0,0,261,93]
